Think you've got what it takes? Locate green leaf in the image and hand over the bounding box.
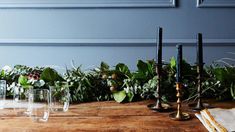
[113,90,126,103]
[182,60,193,75]
[18,75,29,86]
[137,60,148,73]
[170,57,176,69]
[213,67,230,83]
[136,60,154,81]
[132,72,146,80]
[230,83,235,99]
[115,63,131,76]
[40,67,63,85]
[18,75,33,89]
[146,62,154,77]
[0,70,4,79]
[100,62,109,71]
[126,92,134,102]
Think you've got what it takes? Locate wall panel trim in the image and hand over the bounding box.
[0,0,176,8]
[0,38,234,46]
[197,0,235,7]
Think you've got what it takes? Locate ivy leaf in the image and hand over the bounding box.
[113,90,126,103]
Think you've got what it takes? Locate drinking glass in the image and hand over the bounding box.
[0,80,6,109]
[29,89,50,122]
[50,84,70,112]
[13,86,32,116]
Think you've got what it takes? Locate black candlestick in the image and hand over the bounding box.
[155,27,163,110]
[148,27,172,112]
[169,44,190,121]
[194,33,204,110]
[189,33,212,111]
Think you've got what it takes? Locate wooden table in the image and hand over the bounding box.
[0,100,234,132]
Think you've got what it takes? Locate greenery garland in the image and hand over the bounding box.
[1,57,235,103]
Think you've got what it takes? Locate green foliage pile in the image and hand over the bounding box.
[2,58,235,104]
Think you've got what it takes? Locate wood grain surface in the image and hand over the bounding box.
[0,100,234,132]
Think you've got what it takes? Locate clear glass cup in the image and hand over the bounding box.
[13,86,33,116]
[50,84,70,112]
[29,89,50,122]
[0,80,6,109]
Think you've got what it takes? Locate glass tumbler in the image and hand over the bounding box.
[29,89,50,122]
[50,84,70,112]
[0,80,6,109]
[13,86,31,115]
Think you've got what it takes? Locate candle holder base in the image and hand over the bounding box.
[169,112,191,121]
[188,102,213,111]
[147,102,174,112]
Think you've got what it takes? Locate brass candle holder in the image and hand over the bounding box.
[147,63,173,112]
[169,82,190,121]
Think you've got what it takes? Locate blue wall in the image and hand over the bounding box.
[0,0,235,72]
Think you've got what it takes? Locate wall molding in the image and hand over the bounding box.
[0,38,234,46]
[0,0,176,8]
[197,0,235,8]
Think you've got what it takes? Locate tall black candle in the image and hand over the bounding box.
[197,33,203,64]
[157,27,163,64]
[176,44,182,83]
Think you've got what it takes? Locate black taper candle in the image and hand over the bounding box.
[197,33,203,64]
[157,27,163,65]
[176,45,182,83]
[193,33,205,111]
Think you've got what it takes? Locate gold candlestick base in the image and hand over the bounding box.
[147,102,174,112]
[169,112,191,121]
[169,82,191,121]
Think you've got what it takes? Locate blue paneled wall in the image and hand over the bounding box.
[0,0,235,72]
